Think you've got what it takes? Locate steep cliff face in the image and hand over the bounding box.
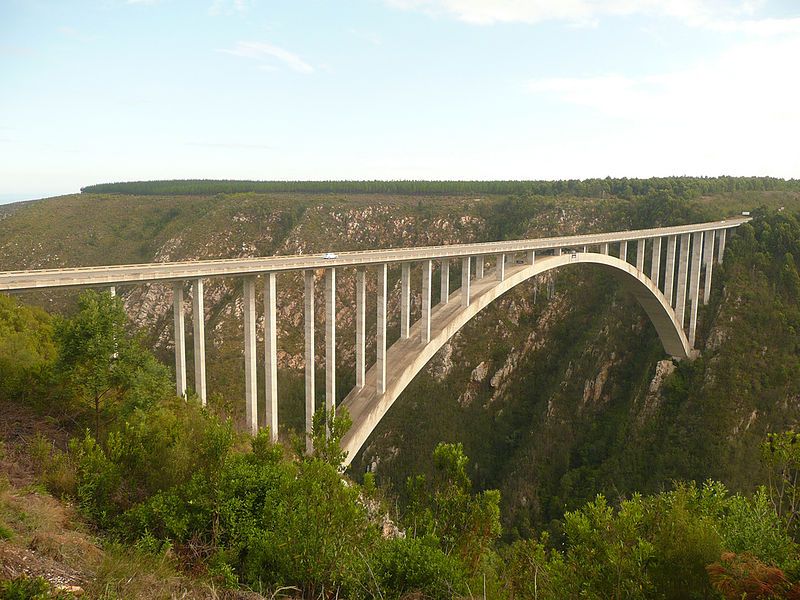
[2,190,799,535]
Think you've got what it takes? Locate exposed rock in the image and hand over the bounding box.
[637,359,676,424]
[471,361,490,383]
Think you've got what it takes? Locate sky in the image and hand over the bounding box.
[1,0,799,203]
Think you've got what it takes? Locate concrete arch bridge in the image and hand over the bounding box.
[0,217,749,465]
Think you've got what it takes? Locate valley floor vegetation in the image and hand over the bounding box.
[2,210,800,599]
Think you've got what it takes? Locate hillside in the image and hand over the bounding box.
[2,182,800,540]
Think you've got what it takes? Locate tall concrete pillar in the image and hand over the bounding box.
[325,268,336,423]
[461,257,471,308]
[400,263,411,339]
[554,248,562,257]
[703,230,715,305]
[376,264,388,395]
[650,238,662,288]
[664,235,677,303]
[303,270,315,452]
[421,259,432,344]
[355,269,366,389]
[440,259,450,304]
[688,232,704,347]
[243,277,258,435]
[620,241,628,263]
[263,273,278,441]
[675,234,691,328]
[582,245,588,253]
[717,229,727,264]
[496,254,505,281]
[191,278,206,406]
[173,282,187,398]
[526,250,535,265]
[476,256,485,279]
[600,243,609,255]
[109,286,116,297]
[636,239,645,271]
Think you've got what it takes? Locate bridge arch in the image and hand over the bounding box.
[340,252,690,465]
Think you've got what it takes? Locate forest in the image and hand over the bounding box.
[80,176,800,200]
[1,208,800,598]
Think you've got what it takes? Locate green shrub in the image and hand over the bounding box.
[371,535,468,600]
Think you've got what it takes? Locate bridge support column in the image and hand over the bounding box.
[421,260,432,344]
[264,273,278,441]
[173,282,187,398]
[600,243,609,255]
[717,229,727,264]
[192,279,206,406]
[620,241,627,263]
[582,245,588,253]
[440,259,450,304]
[356,269,366,389]
[243,277,258,435]
[496,254,505,281]
[303,270,315,452]
[675,234,690,328]
[526,250,535,265]
[400,263,411,339]
[554,248,562,257]
[650,238,662,289]
[461,257,471,308]
[664,235,677,303]
[703,230,715,305]
[377,264,388,395]
[636,239,645,272]
[325,268,336,425]
[476,256,485,279]
[109,286,116,297]
[688,232,704,347]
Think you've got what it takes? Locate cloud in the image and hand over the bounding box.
[383,0,782,28]
[185,142,273,150]
[526,36,800,175]
[208,0,251,16]
[349,28,383,45]
[220,41,314,73]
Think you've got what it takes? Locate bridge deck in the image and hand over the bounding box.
[0,217,749,291]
